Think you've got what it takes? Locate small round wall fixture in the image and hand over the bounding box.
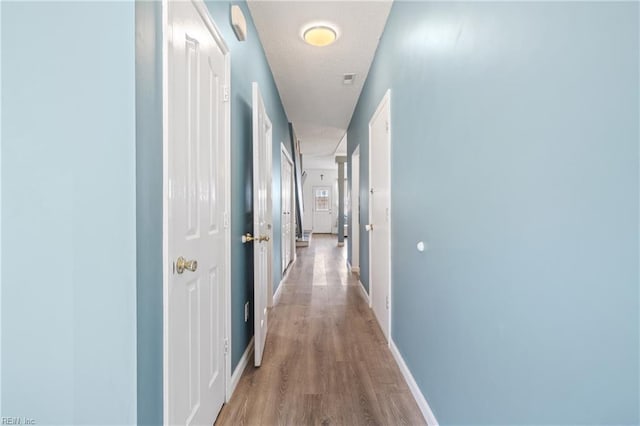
[303,24,338,47]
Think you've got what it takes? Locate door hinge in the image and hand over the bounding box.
[224,211,230,229]
[223,85,230,102]
[386,121,390,133]
[224,338,229,354]
[386,296,389,310]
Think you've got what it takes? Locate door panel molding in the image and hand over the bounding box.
[163,1,231,424]
[252,82,272,367]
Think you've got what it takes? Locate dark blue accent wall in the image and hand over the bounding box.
[135,1,163,425]
[348,2,639,423]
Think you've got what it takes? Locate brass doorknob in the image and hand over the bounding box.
[242,233,255,243]
[176,256,198,274]
[258,235,270,242]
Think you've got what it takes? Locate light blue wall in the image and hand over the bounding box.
[135,1,163,425]
[348,2,639,424]
[205,0,292,371]
[1,1,137,424]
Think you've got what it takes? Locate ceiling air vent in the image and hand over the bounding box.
[343,73,356,85]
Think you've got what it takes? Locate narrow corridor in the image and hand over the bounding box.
[216,235,425,425]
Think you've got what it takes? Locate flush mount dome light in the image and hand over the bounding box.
[303,25,337,47]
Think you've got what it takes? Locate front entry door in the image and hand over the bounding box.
[252,82,273,366]
[167,1,228,424]
[312,186,333,233]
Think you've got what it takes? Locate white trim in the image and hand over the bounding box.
[274,255,295,305]
[161,1,169,423]
[227,337,255,402]
[368,89,392,341]
[280,141,294,165]
[390,340,439,426]
[273,278,285,305]
[348,260,361,275]
[358,280,369,305]
[280,143,295,277]
[163,1,232,422]
[221,10,233,407]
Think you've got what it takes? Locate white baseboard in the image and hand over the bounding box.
[227,337,255,402]
[352,266,360,274]
[358,280,369,304]
[273,278,285,305]
[389,340,439,426]
[274,256,296,305]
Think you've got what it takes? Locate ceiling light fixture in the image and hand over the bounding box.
[303,25,338,47]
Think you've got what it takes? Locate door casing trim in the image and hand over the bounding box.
[162,1,232,424]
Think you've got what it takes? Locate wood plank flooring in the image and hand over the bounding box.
[215,235,425,426]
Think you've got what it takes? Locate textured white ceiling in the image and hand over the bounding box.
[247,0,392,158]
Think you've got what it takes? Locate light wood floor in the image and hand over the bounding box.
[215,235,425,426]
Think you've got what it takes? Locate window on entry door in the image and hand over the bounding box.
[315,189,330,211]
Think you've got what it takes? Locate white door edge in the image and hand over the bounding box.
[368,89,392,343]
[351,145,360,271]
[162,1,233,422]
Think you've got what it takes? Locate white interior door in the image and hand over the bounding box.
[252,82,272,366]
[281,148,293,273]
[313,186,333,233]
[351,147,360,271]
[166,1,228,424]
[369,90,391,342]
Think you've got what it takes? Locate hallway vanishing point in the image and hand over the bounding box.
[215,235,425,426]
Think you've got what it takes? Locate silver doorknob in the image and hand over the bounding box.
[176,256,198,274]
[365,224,374,231]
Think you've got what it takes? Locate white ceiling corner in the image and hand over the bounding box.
[247,0,392,161]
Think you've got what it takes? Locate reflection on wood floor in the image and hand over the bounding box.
[215,235,425,426]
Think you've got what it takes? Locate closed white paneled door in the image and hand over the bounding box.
[369,90,391,342]
[252,82,273,367]
[166,1,229,424]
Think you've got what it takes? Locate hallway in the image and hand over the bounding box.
[216,235,425,425]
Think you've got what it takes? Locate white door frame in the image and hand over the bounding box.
[351,145,360,274]
[162,0,233,422]
[280,143,295,274]
[368,89,392,343]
